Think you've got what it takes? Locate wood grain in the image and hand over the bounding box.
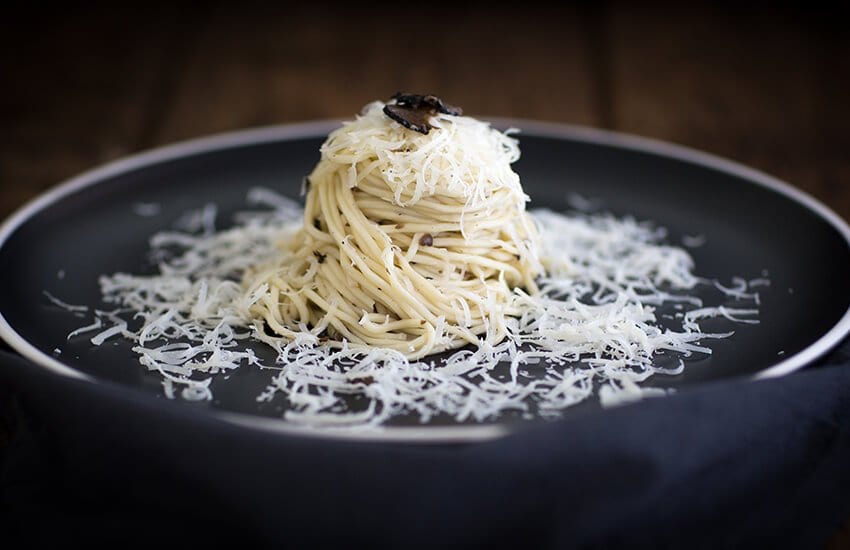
[2,4,847,221]
[1,4,849,546]
[605,4,848,216]
[0,5,185,218]
[152,3,599,144]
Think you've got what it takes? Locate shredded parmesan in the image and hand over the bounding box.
[681,234,706,248]
[44,291,88,313]
[50,103,766,429]
[132,202,162,217]
[52,185,764,428]
[66,318,103,339]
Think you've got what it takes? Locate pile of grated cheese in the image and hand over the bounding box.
[320,100,526,211]
[63,188,762,428]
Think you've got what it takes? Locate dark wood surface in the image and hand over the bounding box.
[2,3,848,222]
[1,2,849,546]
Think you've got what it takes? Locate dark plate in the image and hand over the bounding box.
[2,121,849,442]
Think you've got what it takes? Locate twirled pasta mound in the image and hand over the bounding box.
[245,99,542,359]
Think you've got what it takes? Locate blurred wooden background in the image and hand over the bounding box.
[1,2,849,545]
[1,2,848,222]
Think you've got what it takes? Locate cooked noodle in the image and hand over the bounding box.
[61,97,763,426]
[245,101,542,359]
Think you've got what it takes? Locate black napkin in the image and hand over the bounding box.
[2,343,850,549]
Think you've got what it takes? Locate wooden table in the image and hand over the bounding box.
[1,3,849,546]
[2,4,848,222]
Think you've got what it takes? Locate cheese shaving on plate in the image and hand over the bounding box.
[54,187,763,427]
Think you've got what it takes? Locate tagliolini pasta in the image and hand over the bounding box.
[245,99,542,359]
[69,94,761,425]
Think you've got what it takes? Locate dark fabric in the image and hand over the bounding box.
[1,345,850,549]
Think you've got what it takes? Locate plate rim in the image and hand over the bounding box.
[2,118,849,443]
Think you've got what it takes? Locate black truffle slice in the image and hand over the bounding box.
[383,93,463,134]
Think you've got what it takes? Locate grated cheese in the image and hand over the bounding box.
[50,186,766,429]
[132,202,162,217]
[44,291,88,314]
